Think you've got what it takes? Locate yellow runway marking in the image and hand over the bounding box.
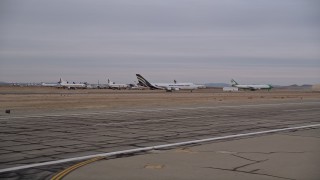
[144,164,165,169]
[51,156,104,180]
[175,148,197,154]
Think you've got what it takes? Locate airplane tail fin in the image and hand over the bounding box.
[108,79,116,85]
[59,78,67,84]
[136,74,153,87]
[231,79,238,86]
[268,84,274,89]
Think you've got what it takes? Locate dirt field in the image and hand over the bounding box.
[0,86,319,115]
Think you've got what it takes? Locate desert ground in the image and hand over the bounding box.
[1,86,320,179]
[0,86,319,116]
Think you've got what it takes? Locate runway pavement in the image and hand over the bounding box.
[64,128,320,180]
[0,101,319,179]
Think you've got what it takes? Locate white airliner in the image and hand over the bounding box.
[107,79,129,90]
[136,74,205,92]
[231,79,273,91]
[42,78,87,89]
[59,78,87,89]
[41,82,60,87]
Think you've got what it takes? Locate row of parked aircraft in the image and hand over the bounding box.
[136,75,272,91]
[41,74,273,91]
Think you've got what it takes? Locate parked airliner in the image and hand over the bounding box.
[42,78,87,89]
[231,79,273,91]
[41,82,60,87]
[107,79,129,90]
[136,74,205,92]
[59,79,87,89]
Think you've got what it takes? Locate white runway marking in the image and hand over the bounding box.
[0,123,319,173]
[1,101,319,120]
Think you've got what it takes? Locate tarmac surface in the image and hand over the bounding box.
[65,128,320,180]
[0,100,319,179]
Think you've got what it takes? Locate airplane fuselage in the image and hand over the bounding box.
[60,83,86,89]
[136,74,205,91]
[151,83,203,91]
[231,79,273,91]
[233,84,272,90]
[108,84,129,89]
[41,83,60,87]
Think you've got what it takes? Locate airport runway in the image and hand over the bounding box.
[0,101,320,179]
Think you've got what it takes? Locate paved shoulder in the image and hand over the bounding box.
[64,128,320,180]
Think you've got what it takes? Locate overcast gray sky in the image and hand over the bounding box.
[0,0,319,85]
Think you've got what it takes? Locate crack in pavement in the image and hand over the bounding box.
[231,154,261,162]
[195,150,306,155]
[237,151,306,155]
[203,166,296,180]
[233,158,268,171]
[202,151,303,180]
[248,168,260,173]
